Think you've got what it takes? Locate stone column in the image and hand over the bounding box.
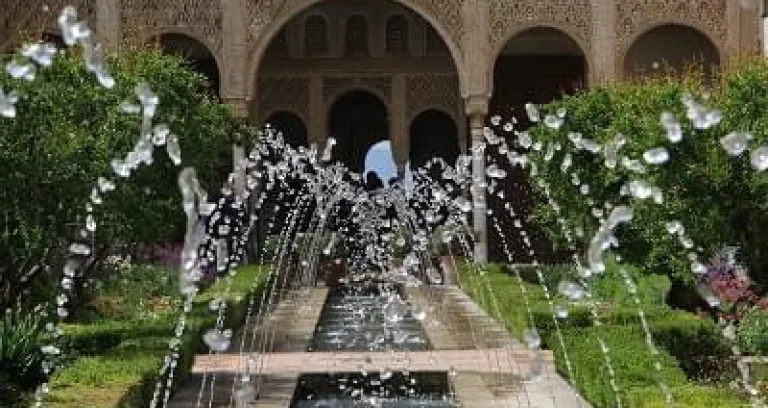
[96,0,121,53]
[221,0,248,118]
[391,74,409,173]
[466,96,489,264]
[462,1,492,263]
[309,74,325,146]
[590,0,617,84]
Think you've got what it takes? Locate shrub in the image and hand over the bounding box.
[0,307,47,407]
[523,59,768,293]
[738,308,768,356]
[76,262,180,322]
[47,264,268,408]
[625,384,749,407]
[651,314,735,381]
[547,325,688,407]
[0,48,246,310]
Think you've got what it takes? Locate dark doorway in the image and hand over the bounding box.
[625,24,720,81]
[409,109,459,170]
[156,33,220,97]
[328,90,389,173]
[265,111,308,148]
[487,28,587,264]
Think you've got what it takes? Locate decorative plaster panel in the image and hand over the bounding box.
[490,0,592,52]
[121,0,222,51]
[616,0,726,54]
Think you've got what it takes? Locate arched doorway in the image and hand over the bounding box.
[625,25,720,80]
[153,33,220,96]
[265,111,309,148]
[491,27,586,125]
[409,109,459,170]
[487,27,587,263]
[328,90,388,173]
[252,0,463,170]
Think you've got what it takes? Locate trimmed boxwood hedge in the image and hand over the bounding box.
[46,265,268,408]
[461,263,747,407]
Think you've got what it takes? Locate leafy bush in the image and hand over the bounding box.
[77,261,180,322]
[516,258,671,306]
[651,314,735,381]
[523,59,768,292]
[738,308,768,355]
[625,384,749,407]
[47,265,268,407]
[464,263,744,407]
[0,48,246,309]
[0,307,47,407]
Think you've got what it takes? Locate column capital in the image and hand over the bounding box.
[223,97,249,118]
[464,94,489,119]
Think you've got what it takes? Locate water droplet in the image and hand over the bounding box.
[120,101,141,114]
[166,134,182,165]
[152,124,170,146]
[543,114,564,130]
[660,111,683,143]
[750,146,768,171]
[0,88,19,118]
[523,328,542,349]
[643,147,669,165]
[69,243,91,256]
[558,280,586,301]
[517,132,532,149]
[97,177,116,193]
[525,103,540,123]
[85,214,96,232]
[627,180,654,200]
[486,164,507,179]
[6,60,36,81]
[22,42,57,66]
[202,329,231,352]
[555,304,569,319]
[665,221,683,235]
[720,132,753,156]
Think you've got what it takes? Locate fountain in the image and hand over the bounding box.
[4,5,765,408]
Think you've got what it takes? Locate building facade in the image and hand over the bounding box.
[1,0,763,261]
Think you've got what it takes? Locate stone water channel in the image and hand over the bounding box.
[169,281,589,407]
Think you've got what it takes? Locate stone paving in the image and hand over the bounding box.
[167,288,328,408]
[169,285,588,407]
[408,286,591,408]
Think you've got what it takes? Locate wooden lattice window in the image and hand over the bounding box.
[304,15,328,56]
[385,15,409,54]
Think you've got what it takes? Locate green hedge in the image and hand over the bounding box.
[0,47,248,309]
[47,265,269,408]
[461,263,746,407]
[524,59,768,290]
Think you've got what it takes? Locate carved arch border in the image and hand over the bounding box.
[617,19,724,78]
[324,86,391,123]
[261,107,308,127]
[140,26,225,80]
[246,0,466,103]
[488,23,592,90]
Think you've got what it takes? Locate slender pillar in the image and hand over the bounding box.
[96,0,121,53]
[309,74,325,146]
[221,0,248,118]
[590,0,617,84]
[466,96,489,264]
[391,74,409,173]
